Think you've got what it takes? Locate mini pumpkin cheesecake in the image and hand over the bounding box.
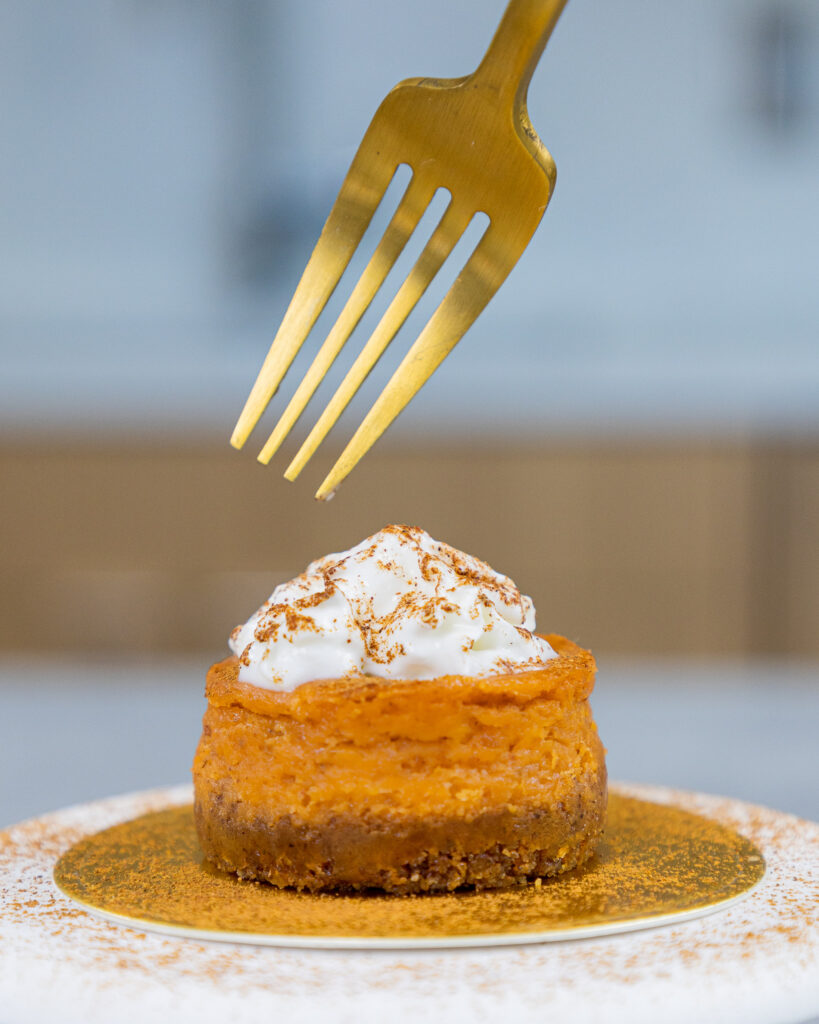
[193,526,606,893]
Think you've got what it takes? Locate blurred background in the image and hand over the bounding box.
[1,0,818,827]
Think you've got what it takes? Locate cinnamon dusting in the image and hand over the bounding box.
[52,794,765,939]
[1,783,816,1015]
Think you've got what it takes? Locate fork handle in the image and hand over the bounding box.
[473,0,568,104]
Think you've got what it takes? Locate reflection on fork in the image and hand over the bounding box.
[231,0,569,499]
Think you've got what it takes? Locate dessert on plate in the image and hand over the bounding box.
[193,524,606,893]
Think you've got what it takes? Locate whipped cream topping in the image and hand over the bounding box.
[229,524,556,691]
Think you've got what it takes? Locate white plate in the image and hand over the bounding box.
[2,783,818,1024]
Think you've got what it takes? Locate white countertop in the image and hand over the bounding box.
[3,783,818,1024]
[1,656,817,831]
[2,656,818,1024]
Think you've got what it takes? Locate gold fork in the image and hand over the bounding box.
[231,0,569,499]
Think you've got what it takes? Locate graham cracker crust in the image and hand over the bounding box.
[195,774,607,894]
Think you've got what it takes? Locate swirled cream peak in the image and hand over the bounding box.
[229,524,556,690]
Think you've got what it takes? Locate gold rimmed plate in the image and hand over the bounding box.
[52,792,765,949]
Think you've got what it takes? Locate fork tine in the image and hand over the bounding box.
[314,225,511,499]
[229,153,397,450]
[284,199,473,482]
[257,173,435,465]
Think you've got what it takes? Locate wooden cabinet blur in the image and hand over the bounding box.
[2,439,817,658]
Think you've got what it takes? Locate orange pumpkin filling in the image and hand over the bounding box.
[193,634,606,893]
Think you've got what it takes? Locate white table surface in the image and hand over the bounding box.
[1,656,818,1024]
[1,655,817,831]
[2,782,817,1024]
